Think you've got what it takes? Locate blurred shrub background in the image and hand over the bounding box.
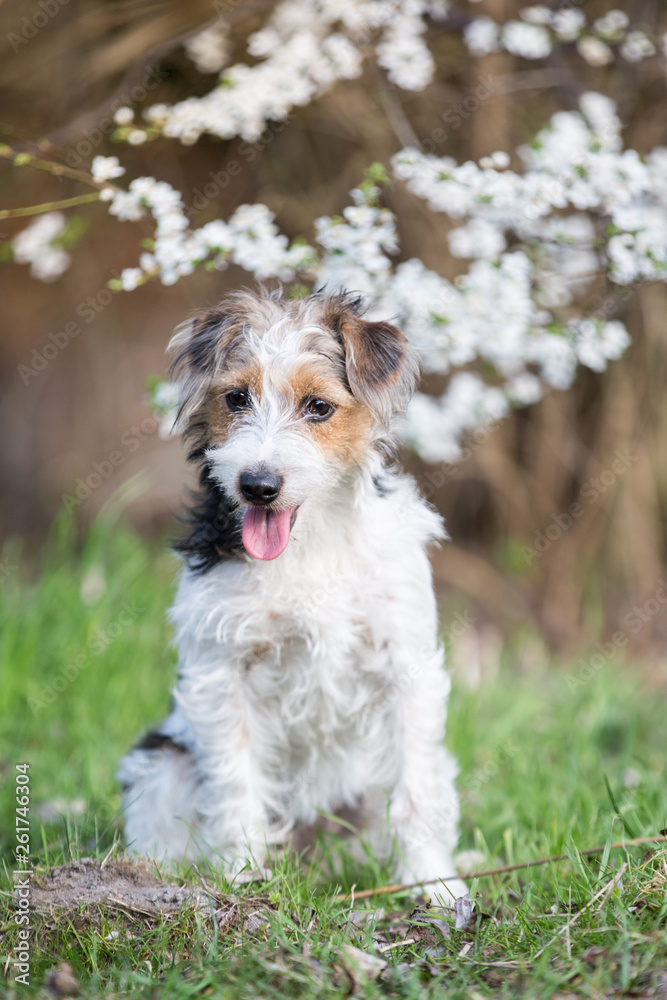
[1,0,666,660]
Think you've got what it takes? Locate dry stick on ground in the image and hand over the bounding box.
[335,835,666,902]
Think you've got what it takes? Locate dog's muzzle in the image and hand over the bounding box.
[238,467,297,562]
[239,469,283,505]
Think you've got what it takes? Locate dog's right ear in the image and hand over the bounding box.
[168,307,239,424]
[335,310,418,426]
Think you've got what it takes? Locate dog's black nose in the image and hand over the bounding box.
[239,470,283,505]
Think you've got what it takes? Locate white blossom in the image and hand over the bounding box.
[448,218,506,260]
[464,17,500,55]
[91,156,126,182]
[12,212,71,282]
[519,7,551,26]
[401,374,509,463]
[506,372,543,405]
[620,31,656,62]
[376,16,435,90]
[571,318,631,372]
[551,9,585,41]
[593,10,629,40]
[502,21,552,59]
[113,107,134,125]
[577,36,613,67]
[184,24,230,73]
[127,129,148,146]
[120,267,143,291]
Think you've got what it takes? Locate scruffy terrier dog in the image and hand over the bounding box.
[119,287,466,904]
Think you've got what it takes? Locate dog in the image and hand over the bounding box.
[118,286,466,905]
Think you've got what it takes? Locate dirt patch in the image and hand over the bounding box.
[30,857,273,935]
[31,856,216,919]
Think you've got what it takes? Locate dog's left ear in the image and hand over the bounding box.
[168,306,240,426]
[338,313,418,424]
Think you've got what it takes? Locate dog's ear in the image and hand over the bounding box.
[337,312,418,424]
[168,307,240,424]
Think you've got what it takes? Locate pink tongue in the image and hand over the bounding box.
[242,507,294,561]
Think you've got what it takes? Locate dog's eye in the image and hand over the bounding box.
[305,398,334,421]
[226,390,251,411]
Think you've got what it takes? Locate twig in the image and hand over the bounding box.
[0,121,64,155]
[191,863,220,903]
[532,863,627,960]
[0,193,101,220]
[373,65,421,149]
[461,958,522,968]
[0,144,114,191]
[100,842,118,870]
[334,835,666,901]
[377,936,417,953]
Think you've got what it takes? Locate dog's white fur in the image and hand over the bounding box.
[118,289,465,904]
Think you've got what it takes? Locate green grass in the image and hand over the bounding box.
[1,515,666,998]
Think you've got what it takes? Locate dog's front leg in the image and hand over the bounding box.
[176,673,280,875]
[387,651,467,906]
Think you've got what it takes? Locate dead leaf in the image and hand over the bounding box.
[454,893,476,931]
[419,915,451,940]
[45,961,79,997]
[340,943,387,989]
[581,946,609,967]
[242,909,270,935]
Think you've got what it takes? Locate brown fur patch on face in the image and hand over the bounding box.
[202,358,264,446]
[283,356,375,468]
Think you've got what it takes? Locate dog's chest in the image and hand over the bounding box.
[176,548,395,736]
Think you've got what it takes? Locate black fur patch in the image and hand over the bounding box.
[372,474,394,498]
[135,730,189,754]
[173,464,244,574]
[170,308,228,380]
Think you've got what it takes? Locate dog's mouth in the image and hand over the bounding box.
[241,506,299,561]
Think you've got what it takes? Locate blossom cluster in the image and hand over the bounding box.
[112,0,448,144]
[96,167,316,288]
[464,6,664,68]
[14,84,660,463]
[105,0,665,148]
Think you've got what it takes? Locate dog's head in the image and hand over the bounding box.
[170,288,417,562]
